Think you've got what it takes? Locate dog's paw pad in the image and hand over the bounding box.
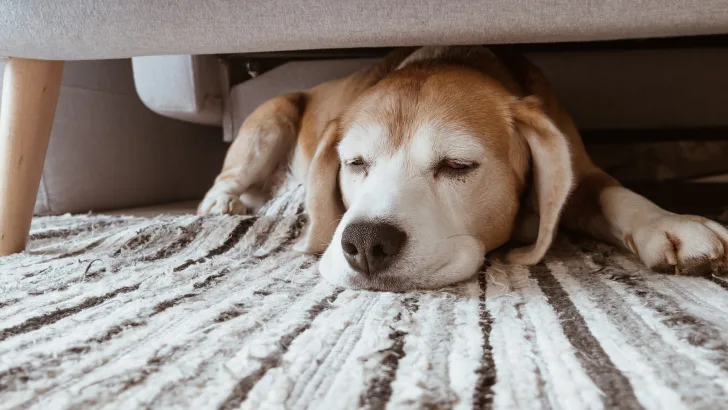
[198,193,247,216]
[631,214,728,275]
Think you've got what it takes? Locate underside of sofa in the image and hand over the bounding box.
[132,37,728,192]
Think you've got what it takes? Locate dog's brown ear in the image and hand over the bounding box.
[295,120,345,254]
[506,96,574,265]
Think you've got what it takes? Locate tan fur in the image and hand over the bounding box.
[505,96,574,265]
[201,46,728,286]
[294,120,345,253]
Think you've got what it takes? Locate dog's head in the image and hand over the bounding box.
[297,48,573,291]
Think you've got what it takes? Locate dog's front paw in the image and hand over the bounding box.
[197,193,247,216]
[628,214,728,275]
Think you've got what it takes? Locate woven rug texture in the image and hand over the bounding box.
[1,185,728,410]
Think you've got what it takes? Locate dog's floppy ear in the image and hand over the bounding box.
[295,120,345,254]
[506,96,574,265]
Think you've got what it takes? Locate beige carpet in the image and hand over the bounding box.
[2,185,728,410]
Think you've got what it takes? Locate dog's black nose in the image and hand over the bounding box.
[341,221,407,276]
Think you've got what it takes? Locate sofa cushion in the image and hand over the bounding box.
[1,0,728,60]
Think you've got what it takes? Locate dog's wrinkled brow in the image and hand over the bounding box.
[409,122,487,163]
[337,122,387,159]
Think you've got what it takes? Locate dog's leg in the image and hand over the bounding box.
[561,164,728,275]
[520,59,728,275]
[198,93,304,215]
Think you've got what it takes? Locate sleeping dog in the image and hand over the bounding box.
[199,46,728,291]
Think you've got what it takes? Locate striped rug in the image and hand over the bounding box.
[2,185,728,410]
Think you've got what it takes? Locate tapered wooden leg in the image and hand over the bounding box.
[0,58,64,255]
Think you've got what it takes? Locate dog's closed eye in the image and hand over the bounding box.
[434,159,479,178]
[344,157,369,174]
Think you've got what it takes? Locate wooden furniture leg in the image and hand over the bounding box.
[0,58,64,256]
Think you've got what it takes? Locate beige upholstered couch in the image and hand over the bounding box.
[1,0,728,256]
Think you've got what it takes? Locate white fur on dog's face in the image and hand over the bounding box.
[318,68,528,290]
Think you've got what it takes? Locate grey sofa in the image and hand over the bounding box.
[2,1,728,60]
[1,0,728,256]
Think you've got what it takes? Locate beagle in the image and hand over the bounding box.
[199,46,728,291]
